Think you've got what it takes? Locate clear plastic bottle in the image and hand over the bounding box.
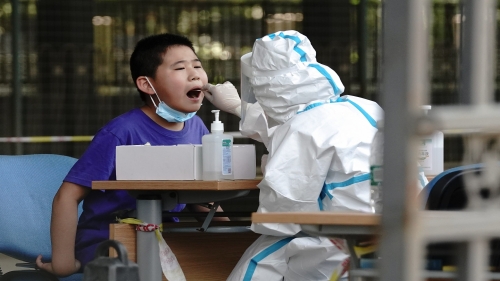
[418,105,444,176]
[369,124,384,214]
[202,110,234,180]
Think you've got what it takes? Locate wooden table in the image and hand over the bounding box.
[251,212,380,233]
[92,179,260,281]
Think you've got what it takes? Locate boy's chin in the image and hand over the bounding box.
[185,105,202,113]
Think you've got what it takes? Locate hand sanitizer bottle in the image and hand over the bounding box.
[370,121,384,214]
[202,110,234,180]
[419,105,444,177]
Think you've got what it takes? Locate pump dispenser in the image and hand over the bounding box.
[202,110,234,180]
[210,110,224,132]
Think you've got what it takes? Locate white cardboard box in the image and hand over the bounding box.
[116,144,256,180]
[116,144,202,180]
[233,144,257,179]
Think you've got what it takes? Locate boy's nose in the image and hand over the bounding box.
[189,70,200,80]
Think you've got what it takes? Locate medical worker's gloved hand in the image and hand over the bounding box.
[203,81,242,117]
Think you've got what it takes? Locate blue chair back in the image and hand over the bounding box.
[421,163,483,210]
[421,163,500,270]
[0,154,83,281]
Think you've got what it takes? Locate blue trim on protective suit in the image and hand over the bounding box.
[297,98,378,131]
[320,182,328,201]
[242,237,295,281]
[308,64,341,94]
[318,196,324,211]
[297,102,327,114]
[322,173,371,200]
[319,182,328,210]
[345,99,377,129]
[266,32,307,62]
[278,32,300,43]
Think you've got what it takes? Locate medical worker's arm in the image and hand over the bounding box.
[258,121,334,214]
[203,81,276,148]
[251,128,334,236]
[36,182,89,277]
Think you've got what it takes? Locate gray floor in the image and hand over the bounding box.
[1,253,351,280]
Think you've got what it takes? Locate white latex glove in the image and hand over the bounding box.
[202,81,242,117]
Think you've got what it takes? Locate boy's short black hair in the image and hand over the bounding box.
[130,33,196,101]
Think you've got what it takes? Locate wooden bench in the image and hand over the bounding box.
[109,222,260,281]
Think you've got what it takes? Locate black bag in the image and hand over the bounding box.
[83,240,139,281]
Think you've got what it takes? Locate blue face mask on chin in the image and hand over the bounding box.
[145,77,197,123]
[155,101,196,123]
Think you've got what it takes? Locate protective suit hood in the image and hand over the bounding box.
[246,30,345,125]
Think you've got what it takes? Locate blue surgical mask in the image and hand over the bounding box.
[145,77,197,123]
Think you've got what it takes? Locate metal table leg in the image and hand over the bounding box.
[136,195,162,281]
[346,237,361,281]
[197,202,220,232]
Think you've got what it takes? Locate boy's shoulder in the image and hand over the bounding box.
[103,107,145,129]
[95,107,150,139]
[103,108,207,130]
[98,108,207,142]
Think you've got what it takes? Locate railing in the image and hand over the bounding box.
[379,0,500,280]
[0,132,248,144]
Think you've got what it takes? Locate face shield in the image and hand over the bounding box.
[240,52,256,124]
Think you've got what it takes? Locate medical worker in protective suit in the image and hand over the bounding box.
[203,30,425,281]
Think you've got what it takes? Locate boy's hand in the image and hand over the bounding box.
[202,81,242,117]
[36,254,81,277]
[36,255,55,273]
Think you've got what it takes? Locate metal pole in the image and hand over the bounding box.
[136,196,163,281]
[11,0,22,154]
[456,238,489,281]
[358,0,367,98]
[459,0,496,105]
[456,0,496,279]
[379,0,429,280]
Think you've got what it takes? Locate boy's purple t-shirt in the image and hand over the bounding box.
[64,108,209,267]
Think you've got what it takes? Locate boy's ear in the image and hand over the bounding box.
[136,76,156,95]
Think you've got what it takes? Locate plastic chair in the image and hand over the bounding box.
[421,163,500,271]
[421,163,483,210]
[0,154,83,281]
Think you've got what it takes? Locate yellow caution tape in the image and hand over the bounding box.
[118,218,165,242]
[118,218,186,281]
[353,244,378,258]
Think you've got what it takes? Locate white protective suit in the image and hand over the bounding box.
[204,30,428,281]
[227,30,382,281]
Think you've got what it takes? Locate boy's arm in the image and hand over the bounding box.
[36,181,89,277]
[187,203,229,221]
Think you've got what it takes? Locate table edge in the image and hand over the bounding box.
[251,212,381,226]
[92,179,261,190]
